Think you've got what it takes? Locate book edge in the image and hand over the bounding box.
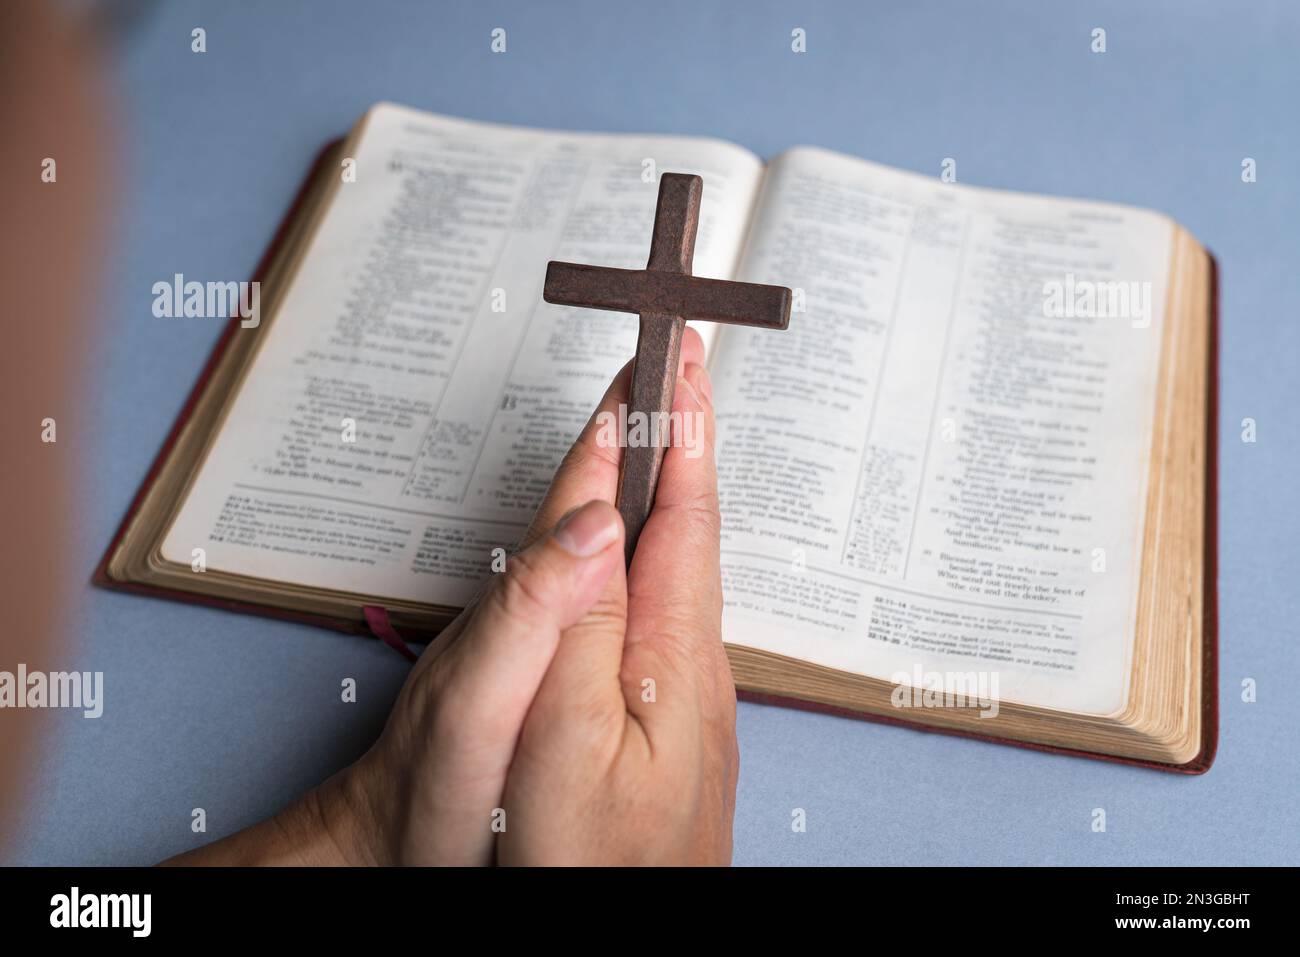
[92,125,1222,773]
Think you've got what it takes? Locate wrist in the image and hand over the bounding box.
[297,757,393,866]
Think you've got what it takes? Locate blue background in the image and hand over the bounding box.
[10,0,1298,865]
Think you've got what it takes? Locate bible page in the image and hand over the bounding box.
[709,146,1173,715]
[161,104,762,606]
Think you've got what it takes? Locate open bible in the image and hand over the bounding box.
[99,103,1217,771]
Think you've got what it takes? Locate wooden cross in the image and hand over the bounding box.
[543,172,792,564]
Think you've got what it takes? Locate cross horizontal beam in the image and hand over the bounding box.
[544,262,791,330]
[539,172,792,565]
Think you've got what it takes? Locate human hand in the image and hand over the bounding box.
[357,326,735,865]
[495,328,737,865]
[167,328,734,866]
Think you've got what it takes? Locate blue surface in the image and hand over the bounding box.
[11,0,1299,865]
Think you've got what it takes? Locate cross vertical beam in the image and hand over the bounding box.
[543,172,791,565]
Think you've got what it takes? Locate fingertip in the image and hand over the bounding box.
[611,356,635,397]
[518,364,631,548]
[553,499,624,558]
[682,361,712,406]
[680,325,706,371]
[658,368,716,478]
[674,367,709,425]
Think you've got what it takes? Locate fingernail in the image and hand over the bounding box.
[553,501,621,557]
[696,366,713,403]
[681,363,711,406]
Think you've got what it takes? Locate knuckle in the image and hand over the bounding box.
[488,548,557,623]
[629,636,705,691]
[577,600,627,634]
[657,490,722,533]
[567,692,625,753]
[561,432,621,474]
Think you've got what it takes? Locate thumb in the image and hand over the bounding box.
[379,501,622,865]
[440,499,624,727]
